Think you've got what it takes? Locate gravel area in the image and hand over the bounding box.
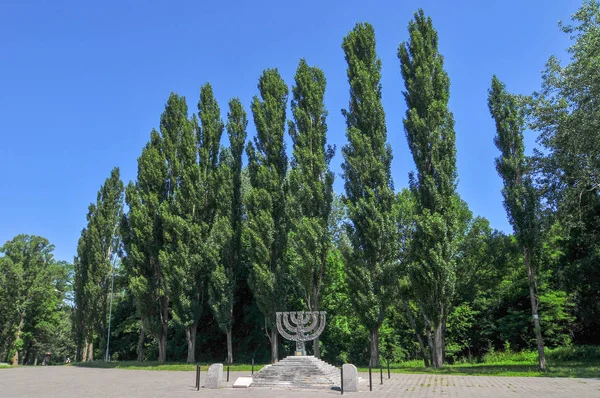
[1,366,599,397]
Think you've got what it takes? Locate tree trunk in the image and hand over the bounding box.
[270,328,278,363]
[1,335,11,362]
[22,342,30,365]
[425,328,434,365]
[226,329,233,364]
[442,313,447,363]
[11,313,25,366]
[312,293,320,358]
[525,249,546,371]
[86,340,94,361]
[185,322,198,364]
[137,325,145,362]
[158,330,167,363]
[369,327,379,368]
[403,299,430,367]
[81,339,88,363]
[158,295,168,363]
[431,321,444,368]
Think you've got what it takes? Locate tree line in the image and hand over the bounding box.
[2,2,599,370]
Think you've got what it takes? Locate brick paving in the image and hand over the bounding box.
[1,366,599,397]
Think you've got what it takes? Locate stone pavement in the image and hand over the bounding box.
[1,366,599,397]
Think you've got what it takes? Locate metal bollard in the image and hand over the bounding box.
[369,366,372,391]
[380,365,383,384]
[227,365,230,382]
[196,365,200,391]
[387,361,390,379]
[340,365,344,395]
[252,357,254,375]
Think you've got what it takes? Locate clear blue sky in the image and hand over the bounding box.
[0,0,580,262]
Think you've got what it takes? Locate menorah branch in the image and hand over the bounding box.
[276,311,326,356]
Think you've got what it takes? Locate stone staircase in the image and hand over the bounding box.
[251,355,341,390]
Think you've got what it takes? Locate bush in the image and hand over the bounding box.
[482,347,538,364]
[546,345,600,362]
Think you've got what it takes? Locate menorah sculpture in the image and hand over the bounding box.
[276,311,326,356]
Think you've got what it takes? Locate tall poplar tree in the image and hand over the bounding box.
[341,23,397,368]
[122,94,190,363]
[74,167,124,362]
[287,58,334,358]
[488,76,546,370]
[398,9,460,368]
[208,98,247,364]
[245,68,290,363]
[159,92,202,364]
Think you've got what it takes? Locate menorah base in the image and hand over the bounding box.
[295,341,306,356]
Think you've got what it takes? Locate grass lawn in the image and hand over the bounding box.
[74,361,265,372]
[72,347,600,378]
[357,360,600,378]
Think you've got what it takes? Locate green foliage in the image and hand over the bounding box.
[121,96,176,362]
[0,235,71,365]
[528,0,600,345]
[399,9,460,368]
[74,167,124,360]
[245,68,290,362]
[489,75,548,369]
[340,22,396,367]
[207,98,247,363]
[287,59,335,327]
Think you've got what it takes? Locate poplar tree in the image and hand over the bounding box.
[341,23,397,368]
[74,167,124,361]
[208,98,247,364]
[488,76,546,370]
[245,68,290,363]
[122,94,189,363]
[398,9,460,368]
[159,92,201,364]
[287,58,334,358]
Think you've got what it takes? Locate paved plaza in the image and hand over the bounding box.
[1,366,599,397]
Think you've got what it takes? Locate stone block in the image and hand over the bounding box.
[205,363,223,389]
[342,364,358,392]
[233,377,253,388]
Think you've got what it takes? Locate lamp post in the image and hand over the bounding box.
[105,248,119,362]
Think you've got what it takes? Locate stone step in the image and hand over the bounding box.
[251,356,341,390]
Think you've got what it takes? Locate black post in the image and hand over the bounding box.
[380,365,383,384]
[369,366,372,391]
[196,365,200,391]
[227,365,230,382]
[340,365,344,395]
[251,357,254,375]
[387,360,390,379]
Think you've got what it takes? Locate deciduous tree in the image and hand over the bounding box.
[74,167,124,361]
[341,22,397,368]
[208,98,247,364]
[488,75,546,370]
[398,9,461,368]
[287,58,335,358]
[245,68,290,363]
